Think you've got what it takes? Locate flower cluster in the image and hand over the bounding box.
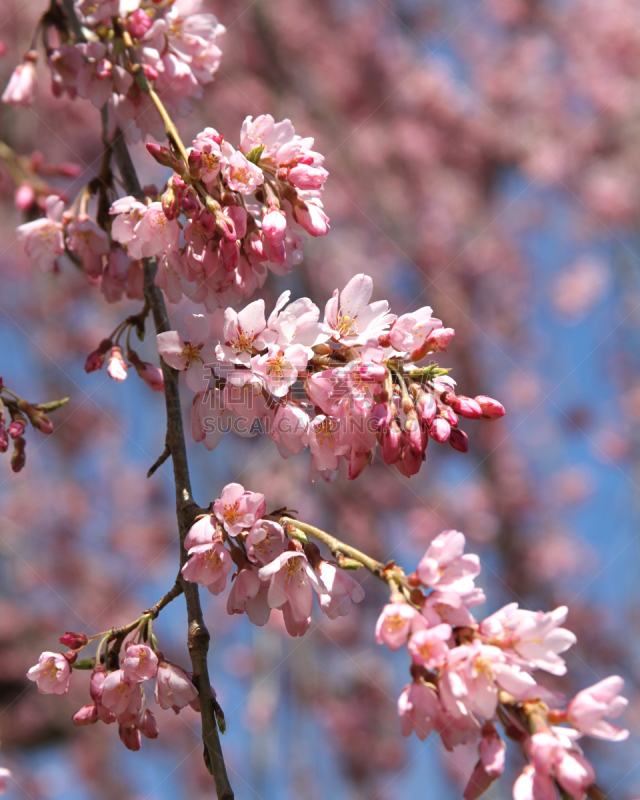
[2,0,225,141]
[181,483,364,637]
[376,530,628,800]
[115,113,329,308]
[0,380,68,472]
[27,630,201,752]
[15,192,147,306]
[157,274,504,481]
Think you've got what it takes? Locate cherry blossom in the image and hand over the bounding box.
[156,314,217,393]
[122,644,159,682]
[565,676,629,741]
[155,661,199,713]
[27,651,71,695]
[212,483,266,536]
[181,542,233,595]
[17,195,65,272]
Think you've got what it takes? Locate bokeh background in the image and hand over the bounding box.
[0,0,639,798]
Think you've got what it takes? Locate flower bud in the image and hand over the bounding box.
[449,428,469,453]
[95,59,112,81]
[72,704,98,726]
[127,351,165,392]
[162,187,178,221]
[405,413,423,453]
[292,200,330,236]
[348,448,371,480]
[262,207,287,245]
[142,63,159,81]
[416,392,437,426]
[180,194,199,216]
[140,709,159,739]
[11,436,26,472]
[107,346,128,383]
[426,327,455,352]
[7,420,25,439]
[145,143,185,174]
[85,338,112,373]
[118,724,141,751]
[127,8,153,39]
[14,182,36,211]
[63,650,78,665]
[475,395,505,421]
[429,417,451,443]
[449,395,483,420]
[381,420,402,464]
[60,632,88,649]
[371,402,392,432]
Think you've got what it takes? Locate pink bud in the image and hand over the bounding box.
[11,437,26,472]
[288,164,328,190]
[142,63,159,81]
[0,426,8,453]
[127,9,153,39]
[128,351,164,392]
[119,724,141,751]
[72,704,98,726]
[85,338,112,373]
[398,440,423,476]
[146,143,184,173]
[7,420,26,439]
[292,200,330,236]
[449,428,469,453]
[262,208,287,245]
[188,148,203,179]
[475,396,505,421]
[60,632,88,649]
[449,395,483,420]
[140,709,159,739]
[381,421,402,464]
[162,187,178,220]
[216,213,237,242]
[180,195,199,216]
[220,239,240,272]
[14,183,35,211]
[370,403,392,432]
[348,448,371,480]
[429,417,451,443]
[107,346,128,383]
[405,415,423,453]
[416,392,437,426]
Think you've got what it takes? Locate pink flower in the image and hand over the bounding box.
[223,146,264,194]
[156,314,217,393]
[107,346,129,382]
[17,195,65,271]
[375,602,427,651]
[308,414,349,476]
[181,542,232,595]
[440,641,539,722]
[566,676,628,741]
[389,307,441,353]
[27,651,71,695]
[246,519,287,565]
[251,343,308,397]
[315,561,365,619]
[216,300,270,366]
[265,290,330,353]
[528,731,596,800]
[213,482,266,536]
[407,623,452,669]
[110,198,178,258]
[101,669,144,723]
[227,565,271,626]
[258,550,326,635]
[2,57,36,106]
[89,666,117,723]
[513,766,557,800]
[398,679,439,740]
[270,405,310,459]
[155,661,199,712]
[66,215,109,277]
[425,327,455,352]
[192,128,222,184]
[324,274,394,346]
[416,530,480,593]
[122,644,158,682]
[479,603,576,675]
[118,724,141,751]
[185,514,220,549]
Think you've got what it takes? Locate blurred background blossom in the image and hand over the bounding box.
[0,0,639,797]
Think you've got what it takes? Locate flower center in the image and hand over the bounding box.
[179,341,203,368]
[384,614,407,631]
[335,313,358,337]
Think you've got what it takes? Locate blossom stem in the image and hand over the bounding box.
[279,517,403,585]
